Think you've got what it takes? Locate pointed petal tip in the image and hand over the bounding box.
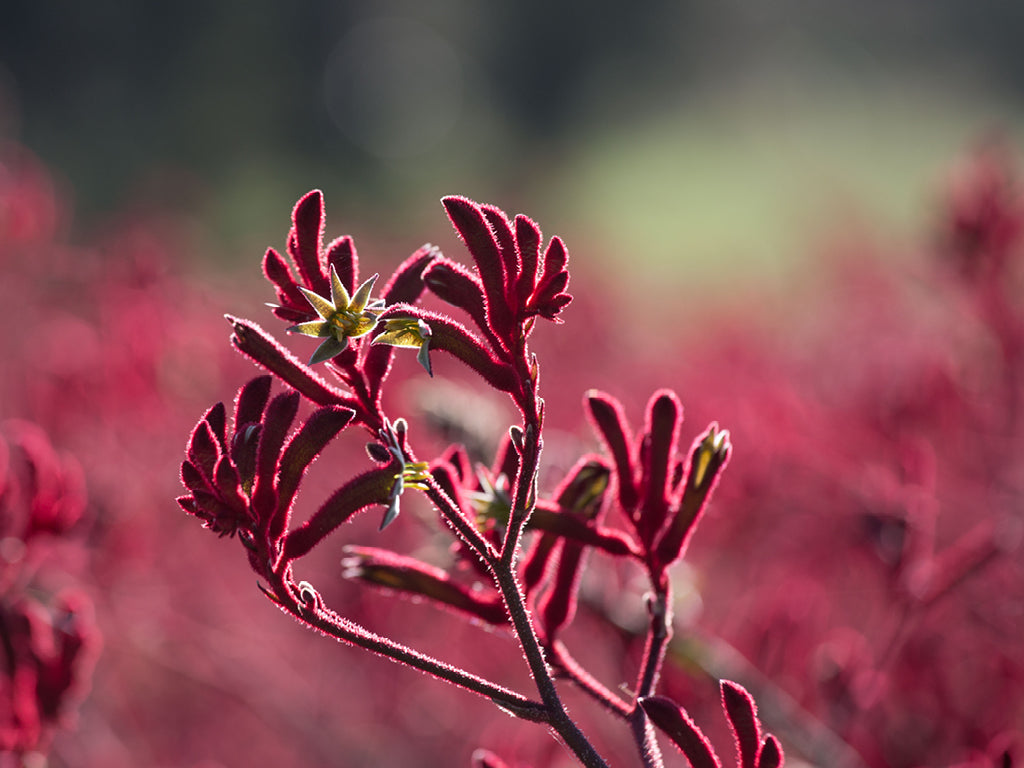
[378,501,400,531]
[308,336,348,365]
[417,343,434,377]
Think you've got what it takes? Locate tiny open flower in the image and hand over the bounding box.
[287,264,384,364]
[377,418,431,530]
[381,460,432,531]
[372,316,433,376]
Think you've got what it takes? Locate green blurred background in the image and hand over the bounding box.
[2,1,1023,294]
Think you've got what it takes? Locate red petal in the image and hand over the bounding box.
[442,196,515,338]
[584,391,639,511]
[287,190,329,296]
[722,681,762,768]
[639,696,722,768]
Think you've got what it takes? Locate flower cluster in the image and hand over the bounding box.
[177,190,766,767]
[584,388,730,581]
[0,421,97,758]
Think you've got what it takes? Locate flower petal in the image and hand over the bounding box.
[309,335,348,365]
[373,318,429,348]
[329,263,353,311]
[349,273,380,314]
[298,285,337,320]
[416,341,433,377]
[287,319,332,338]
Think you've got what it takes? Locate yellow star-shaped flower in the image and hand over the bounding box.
[372,316,434,376]
[287,265,384,364]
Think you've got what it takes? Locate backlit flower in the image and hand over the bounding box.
[372,315,433,376]
[287,264,383,364]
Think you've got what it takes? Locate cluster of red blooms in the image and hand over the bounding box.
[178,189,777,767]
[0,419,96,759]
[177,140,1024,766]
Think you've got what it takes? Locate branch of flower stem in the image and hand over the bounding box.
[394,329,603,764]
[411,453,608,765]
[332,359,384,433]
[490,429,609,763]
[628,710,665,768]
[421,437,607,765]
[488,546,610,768]
[627,583,673,768]
[262,569,550,722]
[269,438,603,764]
[500,424,540,569]
[498,334,545,566]
[634,584,673,700]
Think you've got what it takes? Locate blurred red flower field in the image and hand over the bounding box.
[1,135,1022,767]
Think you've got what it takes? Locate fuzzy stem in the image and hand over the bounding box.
[629,711,665,768]
[334,355,385,433]
[627,579,673,767]
[500,339,543,568]
[487,334,609,766]
[490,545,609,767]
[500,433,540,569]
[634,583,673,699]
[423,446,608,767]
[262,560,545,720]
[303,600,548,719]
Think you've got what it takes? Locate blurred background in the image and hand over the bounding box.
[3,1,1024,292]
[3,3,1024,767]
